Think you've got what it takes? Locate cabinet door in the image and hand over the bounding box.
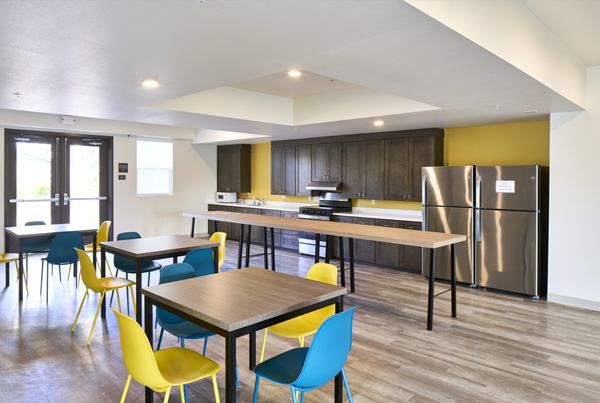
[296,145,312,196]
[363,140,385,200]
[328,142,343,182]
[283,146,296,196]
[384,138,408,200]
[245,208,263,244]
[401,222,422,272]
[342,141,363,198]
[375,219,401,266]
[332,215,352,259]
[407,137,431,202]
[353,217,375,263]
[271,146,284,195]
[208,204,232,238]
[229,148,241,193]
[312,143,329,181]
[230,207,244,242]
[216,148,231,192]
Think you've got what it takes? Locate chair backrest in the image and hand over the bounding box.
[111,308,169,391]
[294,307,355,389]
[45,231,84,265]
[75,248,104,292]
[23,221,52,253]
[301,263,337,326]
[183,248,215,277]
[113,232,141,270]
[96,221,112,245]
[156,263,197,326]
[209,232,226,269]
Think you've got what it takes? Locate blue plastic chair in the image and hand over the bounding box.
[252,307,356,403]
[109,231,162,315]
[41,231,84,303]
[23,221,52,279]
[182,248,216,277]
[156,262,237,401]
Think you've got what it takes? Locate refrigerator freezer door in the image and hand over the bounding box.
[422,206,474,284]
[476,210,538,296]
[422,166,474,208]
[476,165,538,211]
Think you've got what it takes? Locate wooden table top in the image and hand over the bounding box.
[4,223,98,239]
[100,235,219,259]
[184,211,465,248]
[141,266,347,332]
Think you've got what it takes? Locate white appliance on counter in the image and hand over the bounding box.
[215,192,236,203]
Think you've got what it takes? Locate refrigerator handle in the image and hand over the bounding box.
[422,175,427,205]
[475,175,482,209]
[476,208,482,242]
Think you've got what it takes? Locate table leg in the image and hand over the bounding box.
[427,248,436,331]
[213,220,218,234]
[451,243,457,318]
[238,224,244,269]
[245,226,251,268]
[270,227,275,272]
[334,295,344,403]
[339,237,345,288]
[249,331,256,370]
[325,235,331,264]
[173,256,177,264]
[92,233,97,270]
[213,246,219,274]
[315,233,320,264]
[136,259,143,325]
[190,217,195,238]
[6,261,9,286]
[263,227,268,270]
[225,334,237,403]
[348,238,355,293]
[144,299,154,403]
[101,249,106,318]
[18,238,23,301]
[73,260,78,280]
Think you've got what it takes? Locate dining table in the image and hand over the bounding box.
[99,235,220,324]
[4,223,98,301]
[141,266,347,403]
[184,210,466,331]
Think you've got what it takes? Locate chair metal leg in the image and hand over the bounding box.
[129,285,136,317]
[291,386,298,403]
[181,338,185,348]
[203,338,208,356]
[120,374,132,403]
[40,260,44,295]
[259,329,268,363]
[300,391,305,403]
[180,385,186,403]
[87,291,106,345]
[116,286,122,313]
[109,269,120,305]
[342,368,354,403]
[299,336,304,347]
[252,375,260,403]
[157,328,165,350]
[163,386,171,403]
[212,374,221,403]
[46,263,49,303]
[72,287,89,331]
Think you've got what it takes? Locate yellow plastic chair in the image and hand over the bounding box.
[112,307,221,403]
[84,220,113,276]
[209,232,226,271]
[1,253,28,294]
[72,248,136,345]
[260,262,337,363]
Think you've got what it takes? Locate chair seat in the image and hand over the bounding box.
[154,347,220,385]
[269,315,324,338]
[116,261,162,274]
[254,347,308,385]
[84,243,98,253]
[158,320,216,340]
[98,277,136,290]
[0,253,23,263]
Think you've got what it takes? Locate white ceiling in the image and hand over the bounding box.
[0,0,598,143]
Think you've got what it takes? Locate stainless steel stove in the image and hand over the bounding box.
[298,193,351,257]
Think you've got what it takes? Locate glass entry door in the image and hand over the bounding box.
[5,130,112,251]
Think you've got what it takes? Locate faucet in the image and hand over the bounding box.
[253,197,266,205]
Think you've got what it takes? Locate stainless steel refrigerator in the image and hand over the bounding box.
[422,165,549,297]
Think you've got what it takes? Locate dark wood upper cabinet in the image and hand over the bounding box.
[217,144,251,193]
[311,142,342,182]
[271,145,295,196]
[296,144,312,196]
[342,140,384,199]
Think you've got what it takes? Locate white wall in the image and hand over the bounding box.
[548,66,600,310]
[0,110,217,251]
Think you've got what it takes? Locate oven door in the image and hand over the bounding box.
[298,231,327,258]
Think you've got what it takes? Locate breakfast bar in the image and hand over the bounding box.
[184,211,466,330]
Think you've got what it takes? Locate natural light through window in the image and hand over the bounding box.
[137,139,173,195]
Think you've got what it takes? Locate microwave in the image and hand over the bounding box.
[216,192,237,203]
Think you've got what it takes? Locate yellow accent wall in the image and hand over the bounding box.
[240,121,550,210]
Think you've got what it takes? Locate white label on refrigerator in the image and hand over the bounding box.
[496,180,515,193]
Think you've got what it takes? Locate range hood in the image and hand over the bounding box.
[306,181,342,191]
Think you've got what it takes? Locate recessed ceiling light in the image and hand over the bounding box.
[524,110,538,114]
[374,121,384,126]
[142,79,159,87]
[288,70,301,77]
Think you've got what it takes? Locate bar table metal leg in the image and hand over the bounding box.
[270,227,276,271]
[190,217,195,238]
[18,238,24,301]
[263,227,268,270]
[237,224,244,269]
[451,243,457,318]
[315,234,320,264]
[245,226,252,267]
[339,237,345,287]
[136,259,143,325]
[427,248,436,331]
[348,238,355,293]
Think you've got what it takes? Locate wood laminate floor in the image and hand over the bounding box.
[1,241,600,402]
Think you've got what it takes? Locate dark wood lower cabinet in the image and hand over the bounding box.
[401,222,422,272]
[208,205,232,238]
[375,220,401,266]
[353,217,375,264]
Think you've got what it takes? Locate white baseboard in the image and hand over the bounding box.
[547,293,600,311]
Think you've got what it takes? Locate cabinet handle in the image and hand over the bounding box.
[403,194,406,200]
[383,224,390,227]
[407,227,414,230]
[408,194,411,200]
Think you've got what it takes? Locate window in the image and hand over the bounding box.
[137,139,173,195]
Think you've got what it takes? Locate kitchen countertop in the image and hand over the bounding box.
[207,201,422,222]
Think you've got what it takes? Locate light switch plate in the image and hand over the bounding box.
[282,195,286,199]
[372,199,375,204]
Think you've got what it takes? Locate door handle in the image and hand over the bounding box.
[63,193,69,205]
[55,194,60,206]
[422,175,427,205]
[476,176,482,209]
[476,208,482,242]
